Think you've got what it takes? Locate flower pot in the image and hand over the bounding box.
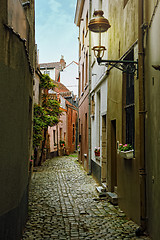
[95,152,100,157]
[119,150,134,159]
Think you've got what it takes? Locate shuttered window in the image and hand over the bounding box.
[125,71,135,149]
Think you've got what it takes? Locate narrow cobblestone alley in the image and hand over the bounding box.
[22,156,150,240]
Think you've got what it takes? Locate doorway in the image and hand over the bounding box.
[80,123,83,164]
[101,115,107,183]
[111,120,117,192]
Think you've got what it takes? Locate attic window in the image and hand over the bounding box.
[124,0,129,8]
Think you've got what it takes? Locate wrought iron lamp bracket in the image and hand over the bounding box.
[97,58,138,77]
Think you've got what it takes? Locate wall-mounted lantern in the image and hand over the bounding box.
[88,10,111,59]
[88,10,138,75]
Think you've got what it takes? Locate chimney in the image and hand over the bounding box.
[60,55,66,70]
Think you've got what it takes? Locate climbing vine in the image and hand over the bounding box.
[39,74,55,89]
[33,74,62,149]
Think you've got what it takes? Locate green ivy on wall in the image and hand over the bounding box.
[33,74,62,149]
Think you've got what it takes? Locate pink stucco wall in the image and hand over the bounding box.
[48,111,67,153]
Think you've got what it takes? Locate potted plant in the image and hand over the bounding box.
[94,147,100,156]
[118,143,134,159]
[77,145,80,152]
[60,140,65,147]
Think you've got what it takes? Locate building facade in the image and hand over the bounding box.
[107,0,140,225]
[106,1,160,238]
[144,1,160,239]
[60,61,79,97]
[40,56,66,81]
[48,81,78,158]
[0,0,35,238]
[48,94,67,157]
[75,0,90,173]
[90,1,109,184]
[75,0,160,238]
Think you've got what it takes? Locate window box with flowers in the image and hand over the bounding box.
[94,147,100,156]
[118,144,134,159]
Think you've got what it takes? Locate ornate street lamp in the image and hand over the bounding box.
[88,10,138,75]
[88,10,111,59]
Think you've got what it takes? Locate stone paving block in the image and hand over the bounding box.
[22,155,151,240]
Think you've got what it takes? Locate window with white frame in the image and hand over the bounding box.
[44,70,50,76]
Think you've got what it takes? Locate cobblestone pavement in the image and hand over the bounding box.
[22,155,150,240]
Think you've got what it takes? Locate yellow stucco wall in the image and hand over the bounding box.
[144,0,160,238]
[107,0,140,224]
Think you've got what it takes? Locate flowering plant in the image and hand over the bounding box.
[119,143,133,152]
[60,140,65,147]
[94,147,100,153]
[77,145,80,150]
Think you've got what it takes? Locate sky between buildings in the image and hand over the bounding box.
[35,0,79,65]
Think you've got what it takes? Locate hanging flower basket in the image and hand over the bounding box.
[118,143,134,159]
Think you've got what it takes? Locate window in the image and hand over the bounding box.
[79,119,81,142]
[123,50,135,149]
[86,12,88,31]
[60,128,62,140]
[91,95,95,115]
[125,71,134,148]
[85,113,88,146]
[72,124,75,143]
[53,130,56,145]
[124,0,129,8]
[79,71,81,97]
[82,63,84,92]
[82,29,84,46]
[97,91,101,146]
[85,52,88,85]
[71,109,73,123]
[44,70,50,76]
[79,42,81,58]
